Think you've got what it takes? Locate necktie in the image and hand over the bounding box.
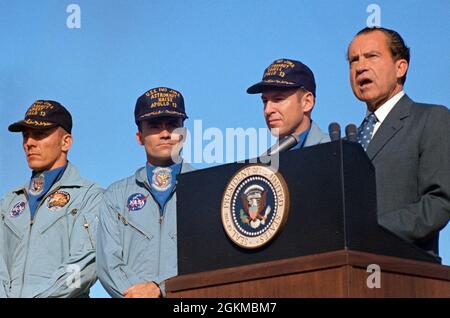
[357,113,378,151]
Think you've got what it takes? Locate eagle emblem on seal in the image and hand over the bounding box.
[240,184,271,229]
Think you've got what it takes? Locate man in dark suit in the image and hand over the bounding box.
[347,26,450,259]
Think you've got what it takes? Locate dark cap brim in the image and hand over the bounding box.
[246,81,301,94]
[8,120,58,132]
[136,112,188,123]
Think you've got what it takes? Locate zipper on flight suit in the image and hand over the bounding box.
[82,215,95,249]
[155,184,177,286]
[141,175,177,288]
[142,179,165,285]
[117,212,150,240]
[20,187,61,297]
[19,189,32,297]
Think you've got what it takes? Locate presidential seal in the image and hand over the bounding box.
[221,164,289,249]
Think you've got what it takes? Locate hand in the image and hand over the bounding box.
[123,282,161,298]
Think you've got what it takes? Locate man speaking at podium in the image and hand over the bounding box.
[247,58,330,148]
[347,27,450,258]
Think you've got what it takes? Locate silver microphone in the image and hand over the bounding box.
[263,134,300,156]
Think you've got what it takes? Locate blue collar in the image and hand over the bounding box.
[146,162,182,213]
[28,165,67,219]
[289,121,312,151]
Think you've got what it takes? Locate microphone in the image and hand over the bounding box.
[263,134,300,156]
[328,122,341,141]
[345,124,358,142]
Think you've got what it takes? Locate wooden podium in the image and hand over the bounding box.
[166,250,450,297]
[167,141,450,298]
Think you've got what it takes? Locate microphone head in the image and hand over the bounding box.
[345,124,358,142]
[283,133,300,144]
[266,134,299,156]
[328,122,341,141]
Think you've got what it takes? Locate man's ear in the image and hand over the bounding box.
[395,58,408,80]
[136,131,144,145]
[61,133,73,152]
[300,91,315,114]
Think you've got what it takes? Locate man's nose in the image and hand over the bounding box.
[159,126,171,138]
[264,101,275,116]
[355,58,368,74]
[23,136,37,148]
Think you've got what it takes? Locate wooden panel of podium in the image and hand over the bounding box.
[166,250,450,297]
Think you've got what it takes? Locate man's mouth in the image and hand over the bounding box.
[158,143,175,147]
[268,119,282,126]
[358,78,373,88]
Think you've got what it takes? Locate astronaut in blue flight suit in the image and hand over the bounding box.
[0,100,103,298]
[96,87,194,298]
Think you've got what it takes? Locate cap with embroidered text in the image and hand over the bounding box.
[8,100,73,133]
[135,87,188,124]
[246,58,316,96]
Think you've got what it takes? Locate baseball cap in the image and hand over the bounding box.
[134,87,188,123]
[246,58,316,96]
[8,100,73,133]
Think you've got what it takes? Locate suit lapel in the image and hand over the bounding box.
[366,95,412,160]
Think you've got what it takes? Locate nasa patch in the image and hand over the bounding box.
[10,201,26,218]
[127,193,149,212]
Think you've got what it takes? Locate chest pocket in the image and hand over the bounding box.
[38,208,68,235]
[3,215,24,240]
[2,216,25,261]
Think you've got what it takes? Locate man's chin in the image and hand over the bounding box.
[27,159,51,171]
[27,165,45,172]
[269,127,285,138]
[356,91,376,103]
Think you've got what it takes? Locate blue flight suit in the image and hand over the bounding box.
[96,163,193,298]
[0,163,103,297]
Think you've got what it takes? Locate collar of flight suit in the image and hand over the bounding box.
[134,160,194,188]
[11,161,85,195]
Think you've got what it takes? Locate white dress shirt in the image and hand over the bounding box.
[366,91,405,137]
